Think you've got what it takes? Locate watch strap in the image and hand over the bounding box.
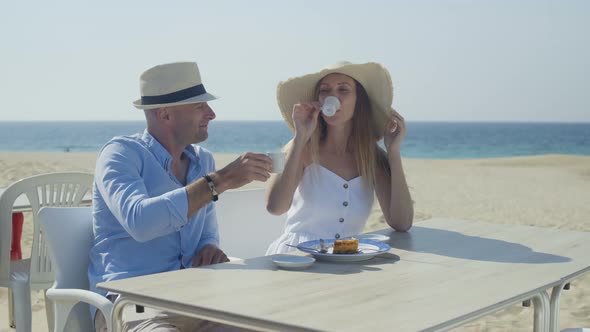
[203,174,218,202]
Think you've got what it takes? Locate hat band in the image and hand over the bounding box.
[141,84,207,105]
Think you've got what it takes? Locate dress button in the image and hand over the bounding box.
[339,218,344,223]
[335,233,341,239]
[343,201,348,207]
[343,183,349,189]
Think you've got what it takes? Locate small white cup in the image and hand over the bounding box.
[267,151,285,173]
[321,96,340,117]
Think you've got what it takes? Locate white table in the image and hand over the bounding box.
[99,218,590,332]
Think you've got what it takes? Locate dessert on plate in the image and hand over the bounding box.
[332,238,359,254]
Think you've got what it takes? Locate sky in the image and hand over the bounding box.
[1,1,589,122]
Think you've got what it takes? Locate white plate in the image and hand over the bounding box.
[356,233,390,242]
[272,255,315,270]
[296,239,391,262]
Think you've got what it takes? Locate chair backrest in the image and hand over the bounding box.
[39,206,95,331]
[0,172,93,287]
[215,188,286,258]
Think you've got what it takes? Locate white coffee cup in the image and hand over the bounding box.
[266,151,286,173]
[321,96,340,117]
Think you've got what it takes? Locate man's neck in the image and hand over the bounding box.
[147,128,185,160]
[170,153,189,185]
[146,126,194,184]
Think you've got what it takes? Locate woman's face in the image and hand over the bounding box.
[317,73,357,125]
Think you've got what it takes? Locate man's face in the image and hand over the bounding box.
[169,102,216,144]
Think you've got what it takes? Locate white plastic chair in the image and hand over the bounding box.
[39,206,113,332]
[0,172,93,332]
[35,189,283,331]
[215,188,286,259]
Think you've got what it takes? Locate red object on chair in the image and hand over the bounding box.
[11,212,24,261]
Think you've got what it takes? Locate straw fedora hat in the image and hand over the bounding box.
[276,61,394,134]
[133,62,218,110]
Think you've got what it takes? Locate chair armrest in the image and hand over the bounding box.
[47,288,113,332]
[47,288,114,313]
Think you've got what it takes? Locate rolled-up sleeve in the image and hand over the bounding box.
[95,141,189,242]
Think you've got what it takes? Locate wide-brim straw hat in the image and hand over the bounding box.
[277,61,393,136]
[133,62,218,110]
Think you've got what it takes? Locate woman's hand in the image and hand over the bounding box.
[292,102,320,144]
[384,109,406,154]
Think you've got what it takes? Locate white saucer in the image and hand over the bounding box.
[272,255,315,270]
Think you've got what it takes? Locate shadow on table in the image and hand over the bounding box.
[380,226,570,264]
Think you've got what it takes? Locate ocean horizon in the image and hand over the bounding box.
[0,121,589,159]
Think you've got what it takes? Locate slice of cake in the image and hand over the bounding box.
[332,238,359,254]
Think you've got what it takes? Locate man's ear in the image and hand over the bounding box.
[157,107,171,121]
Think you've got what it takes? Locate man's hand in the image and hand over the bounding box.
[214,152,272,192]
[185,152,271,218]
[191,244,230,267]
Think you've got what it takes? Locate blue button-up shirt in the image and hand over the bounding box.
[88,130,219,297]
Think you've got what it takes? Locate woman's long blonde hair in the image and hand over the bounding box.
[303,77,389,188]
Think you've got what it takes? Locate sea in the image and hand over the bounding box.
[0,121,588,159]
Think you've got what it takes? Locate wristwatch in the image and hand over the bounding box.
[203,174,218,201]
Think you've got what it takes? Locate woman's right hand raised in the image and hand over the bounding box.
[292,102,321,144]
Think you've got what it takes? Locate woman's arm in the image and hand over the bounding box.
[266,138,307,215]
[375,109,413,231]
[375,148,413,231]
[266,102,320,215]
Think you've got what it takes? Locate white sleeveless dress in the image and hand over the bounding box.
[266,163,374,255]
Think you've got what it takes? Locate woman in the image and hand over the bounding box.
[266,61,413,254]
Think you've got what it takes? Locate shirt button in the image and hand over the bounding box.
[335,233,341,239]
[343,183,349,189]
[339,218,344,223]
[343,201,348,207]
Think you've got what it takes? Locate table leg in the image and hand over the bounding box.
[549,282,568,332]
[532,291,550,332]
[111,296,131,332]
[8,290,15,328]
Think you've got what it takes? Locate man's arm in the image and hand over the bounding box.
[184,176,220,218]
[185,152,272,217]
[190,199,228,267]
[95,141,190,242]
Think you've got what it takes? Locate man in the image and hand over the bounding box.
[89,62,272,331]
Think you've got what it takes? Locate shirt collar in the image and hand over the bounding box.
[141,130,199,171]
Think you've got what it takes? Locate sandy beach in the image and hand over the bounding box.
[1,152,589,331]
